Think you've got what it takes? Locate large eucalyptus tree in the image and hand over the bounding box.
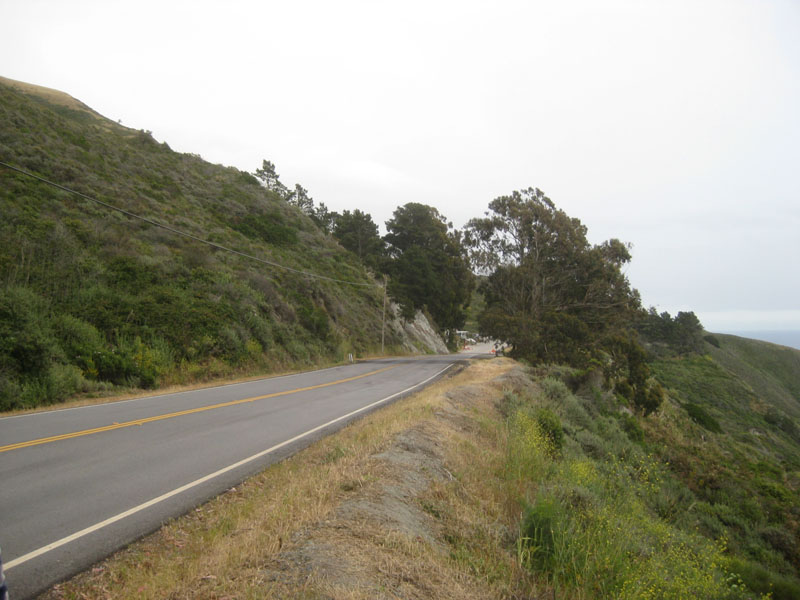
[465,187,640,364]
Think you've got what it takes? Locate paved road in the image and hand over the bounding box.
[0,353,487,599]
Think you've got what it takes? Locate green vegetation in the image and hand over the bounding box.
[4,78,800,598]
[502,343,800,598]
[647,345,800,589]
[331,208,386,272]
[383,202,474,346]
[465,188,640,365]
[637,307,706,356]
[464,188,668,415]
[0,80,404,410]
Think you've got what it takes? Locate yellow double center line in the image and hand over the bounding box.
[0,365,396,454]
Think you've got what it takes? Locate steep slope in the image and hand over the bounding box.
[646,335,800,596]
[709,333,800,419]
[0,77,440,410]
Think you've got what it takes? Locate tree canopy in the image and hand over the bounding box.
[254,160,288,197]
[636,308,706,355]
[332,209,385,271]
[465,188,640,364]
[384,203,473,339]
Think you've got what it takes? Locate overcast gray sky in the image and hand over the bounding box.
[2,0,798,333]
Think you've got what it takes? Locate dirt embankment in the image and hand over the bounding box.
[43,358,532,599]
[260,357,525,599]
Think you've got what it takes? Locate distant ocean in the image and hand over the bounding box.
[720,330,800,351]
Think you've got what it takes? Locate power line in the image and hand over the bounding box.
[0,160,379,288]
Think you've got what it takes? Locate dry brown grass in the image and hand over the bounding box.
[0,76,102,117]
[41,357,537,600]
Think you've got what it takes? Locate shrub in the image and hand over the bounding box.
[650,482,694,523]
[244,338,263,361]
[233,212,297,245]
[520,497,563,571]
[764,408,799,441]
[574,429,608,459]
[541,376,571,402]
[92,336,171,388]
[534,407,564,453]
[759,526,797,564]
[12,363,87,408]
[0,285,60,377]
[618,412,645,443]
[559,393,594,431]
[53,314,105,377]
[615,379,634,401]
[684,402,723,433]
[727,557,800,600]
[43,364,86,402]
[0,372,22,411]
[297,302,330,339]
[631,381,664,415]
[499,390,524,417]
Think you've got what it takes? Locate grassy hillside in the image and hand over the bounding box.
[644,334,800,597]
[461,332,800,598]
[0,77,406,411]
[708,333,800,420]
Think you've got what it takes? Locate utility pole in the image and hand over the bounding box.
[381,275,387,355]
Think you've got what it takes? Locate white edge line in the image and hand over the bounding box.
[5,362,454,571]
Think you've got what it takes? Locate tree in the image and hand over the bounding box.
[636,308,705,355]
[332,209,384,270]
[311,202,337,233]
[607,334,664,415]
[254,161,335,234]
[673,311,704,353]
[287,183,314,215]
[384,203,473,341]
[464,188,640,364]
[254,159,289,198]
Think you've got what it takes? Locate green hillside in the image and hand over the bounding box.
[3,76,799,599]
[643,334,800,597]
[487,332,800,599]
[709,334,800,420]
[0,77,402,411]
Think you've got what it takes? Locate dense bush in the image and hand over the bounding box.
[540,377,570,402]
[618,412,645,443]
[534,407,564,453]
[0,285,58,378]
[683,402,723,433]
[233,212,298,245]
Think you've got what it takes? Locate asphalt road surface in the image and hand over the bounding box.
[0,353,488,599]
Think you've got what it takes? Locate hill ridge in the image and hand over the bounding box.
[0,76,443,412]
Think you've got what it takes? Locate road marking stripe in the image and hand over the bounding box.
[0,361,354,421]
[5,362,453,571]
[0,366,396,454]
